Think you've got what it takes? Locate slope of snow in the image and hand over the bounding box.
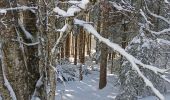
[55,69,170,100]
[55,71,119,100]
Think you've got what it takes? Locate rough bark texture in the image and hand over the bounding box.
[0,1,33,99]
[65,34,70,59]
[74,35,78,65]
[79,26,85,80]
[99,0,111,89]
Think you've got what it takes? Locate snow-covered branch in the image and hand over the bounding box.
[157,39,170,45]
[140,9,153,26]
[53,0,89,17]
[18,20,33,39]
[141,0,170,35]
[31,75,43,100]
[164,0,170,4]
[148,28,170,35]
[0,43,17,100]
[51,24,70,54]
[0,6,37,14]
[12,39,40,46]
[109,1,133,12]
[74,19,165,100]
[144,2,170,25]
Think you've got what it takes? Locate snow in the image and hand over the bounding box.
[35,76,43,88]
[56,71,119,100]
[56,69,170,100]
[139,93,170,100]
[53,0,89,17]
[149,28,170,35]
[143,1,170,35]
[145,3,170,25]
[79,0,89,9]
[140,9,152,25]
[56,24,69,32]
[164,0,170,3]
[18,20,33,39]
[157,39,170,45]
[0,6,37,13]
[31,97,41,100]
[111,2,123,11]
[67,6,81,16]
[53,6,80,17]
[53,7,68,17]
[161,75,170,83]
[74,18,166,100]
[52,24,71,54]
[68,1,81,4]
[0,44,17,100]
[130,36,141,44]
[0,9,7,14]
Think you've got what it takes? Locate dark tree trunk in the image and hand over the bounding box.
[79,26,85,80]
[65,34,70,59]
[74,35,78,65]
[99,0,111,89]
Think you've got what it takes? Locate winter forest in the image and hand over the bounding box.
[0,0,170,100]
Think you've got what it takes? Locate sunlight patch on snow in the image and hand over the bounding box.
[107,95,116,99]
[65,94,73,97]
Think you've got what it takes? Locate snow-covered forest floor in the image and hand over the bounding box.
[55,70,120,100]
[55,63,170,100]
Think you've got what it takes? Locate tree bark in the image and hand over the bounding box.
[79,26,85,80]
[99,0,110,89]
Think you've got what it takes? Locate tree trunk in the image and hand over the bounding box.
[74,35,78,65]
[111,52,116,74]
[65,34,70,59]
[0,0,40,99]
[99,0,110,89]
[79,26,85,80]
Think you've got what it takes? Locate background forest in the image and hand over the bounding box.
[0,0,170,100]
